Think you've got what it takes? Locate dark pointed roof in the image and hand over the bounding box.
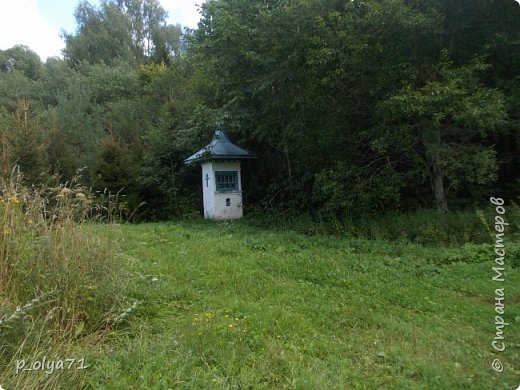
[184,128,257,164]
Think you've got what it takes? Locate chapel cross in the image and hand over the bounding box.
[205,173,210,187]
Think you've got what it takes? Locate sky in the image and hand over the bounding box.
[0,0,204,60]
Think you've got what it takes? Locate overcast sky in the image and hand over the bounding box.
[0,0,204,60]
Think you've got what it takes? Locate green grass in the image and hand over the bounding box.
[81,220,520,389]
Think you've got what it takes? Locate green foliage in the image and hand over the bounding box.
[376,57,507,211]
[314,160,402,218]
[0,69,42,112]
[80,61,140,106]
[1,0,520,219]
[63,1,135,66]
[45,127,79,181]
[37,58,78,110]
[92,135,140,216]
[63,0,182,66]
[137,125,200,220]
[2,101,47,185]
[53,77,104,173]
[0,45,42,80]
[188,0,518,215]
[439,144,497,192]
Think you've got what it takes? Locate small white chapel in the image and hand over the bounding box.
[184,128,257,220]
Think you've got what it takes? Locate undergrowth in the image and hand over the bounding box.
[245,205,520,247]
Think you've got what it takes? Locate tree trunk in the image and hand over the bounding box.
[422,127,448,213]
[431,156,448,213]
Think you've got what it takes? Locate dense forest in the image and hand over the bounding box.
[0,0,519,221]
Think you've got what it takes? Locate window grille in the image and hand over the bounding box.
[215,171,239,192]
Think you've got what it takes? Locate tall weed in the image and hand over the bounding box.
[0,170,128,387]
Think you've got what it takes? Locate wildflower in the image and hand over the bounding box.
[8,196,19,204]
[211,378,218,383]
[235,317,239,321]
[27,219,34,225]
[225,314,230,318]
[228,324,233,329]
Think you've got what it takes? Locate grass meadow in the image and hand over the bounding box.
[1,182,519,389]
[87,220,519,389]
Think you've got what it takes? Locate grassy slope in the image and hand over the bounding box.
[88,221,520,389]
